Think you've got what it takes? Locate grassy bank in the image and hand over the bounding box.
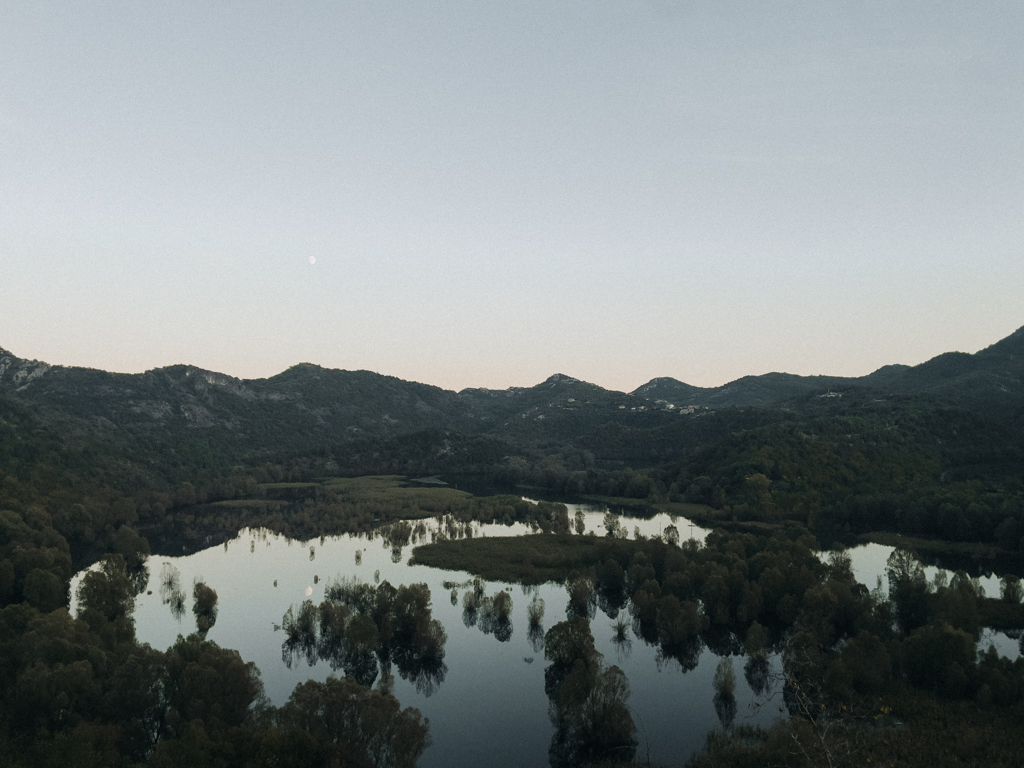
[410,533,648,584]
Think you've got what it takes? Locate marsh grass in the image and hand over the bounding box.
[410,534,649,584]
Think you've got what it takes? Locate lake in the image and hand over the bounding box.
[69,501,1019,766]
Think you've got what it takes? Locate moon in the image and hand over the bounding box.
[308,256,316,265]
[305,586,313,597]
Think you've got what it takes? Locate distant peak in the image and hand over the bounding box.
[635,376,685,389]
[280,362,325,374]
[541,373,580,386]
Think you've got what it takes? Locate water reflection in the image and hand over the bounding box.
[565,571,596,621]
[527,624,546,654]
[713,691,737,729]
[127,563,150,596]
[712,658,737,729]
[280,578,449,696]
[655,636,703,674]
[159,563,186,622]
[463,582,514,642]
[744,656,772,698]
[544,617,638,768]
[610,619,632,663]
[192,578,218,636]
[72,513,788,768]
[158,562,180,602]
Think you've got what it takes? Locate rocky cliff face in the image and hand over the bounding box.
[0,350,52,391]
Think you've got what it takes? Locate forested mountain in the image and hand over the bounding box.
[4,324,1022,467]
[631,364,914,408]
[631,327,1024,428]
[2,325,1023,535]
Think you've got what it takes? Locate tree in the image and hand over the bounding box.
[744,620,770,658]
[574,510,585,535]
[544,618,636,767]
[1000,574,1022,604]
[76,554,136,645]
[161,633,265,737]
[713,657,736,696]
[191,579,218,635]
[886,547,930,634]
[282,675,429,768]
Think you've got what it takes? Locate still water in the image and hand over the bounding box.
[69,502,1018,766]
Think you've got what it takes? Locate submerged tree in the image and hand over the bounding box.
[192,578,219,636]
[565,570,596,620]
[158,562,181,603]
[284,577,447,694]
[477,589,514,642]
[574,510,586,535]
[528,594,546,629]
[544,617,637,767]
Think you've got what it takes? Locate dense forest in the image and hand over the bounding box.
[1,326,1023,766]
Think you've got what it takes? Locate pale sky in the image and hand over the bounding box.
[2,2,1022,392]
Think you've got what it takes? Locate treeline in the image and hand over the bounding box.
[150,476,574,553]
[654,398,1024,548]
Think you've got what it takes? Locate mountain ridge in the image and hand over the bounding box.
[2,325,1022,455]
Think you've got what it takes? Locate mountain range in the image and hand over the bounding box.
[1,325,1022,473]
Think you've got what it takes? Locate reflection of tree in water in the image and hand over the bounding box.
[544,616,637,768]
[159,562,180,602]
[744,655,772,698]
[527,594,546,653]
[192,578,218,636]
[597,591,623,621]
[654,635,703,674]
[713,691,737,729]
[595,559,627,621]
[169,588,186,622]
[381,521,412,563]
[610,618,632,663]
[462,579,483,628]
[341,652,380,688]
[392,643,448,697]
[280,577,448,696]
[464,583,513,642]
[704,626,744,658]
[565,570,596,621]
[159,562,187,622]
[712,657,737,729]
[127,563,149,596]
[527,624,546,654]
[281,600,320,669]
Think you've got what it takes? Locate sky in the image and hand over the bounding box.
[1,2,1022,393]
